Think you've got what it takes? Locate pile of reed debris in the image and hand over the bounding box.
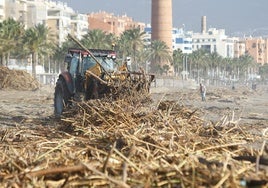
[0,66,39,90]
[0,90,267,187]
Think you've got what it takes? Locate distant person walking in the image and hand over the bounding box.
[200,83,206,101]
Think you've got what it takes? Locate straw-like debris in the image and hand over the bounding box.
[0,67,39,90]
[0,86,267,187]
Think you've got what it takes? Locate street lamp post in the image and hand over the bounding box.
[183,55,188,80]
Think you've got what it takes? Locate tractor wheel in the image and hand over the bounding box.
[54,78,71,117]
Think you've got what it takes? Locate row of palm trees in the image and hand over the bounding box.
[178,49,259,84]
[0,18,264,82]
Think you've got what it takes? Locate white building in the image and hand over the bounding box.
[70,13,89,40]
[172,28,192,54]
[144,26,193,54]
[192,28,235,58]
[46,1,74,46]
[4,0,28,25]
[27,0,47,28]
[46,1,89,46]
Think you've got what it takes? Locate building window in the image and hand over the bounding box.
[176,38,183,44]
[252,43,256,48]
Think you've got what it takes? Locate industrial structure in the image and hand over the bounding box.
[201,16,207,34]
[151,0,174,73]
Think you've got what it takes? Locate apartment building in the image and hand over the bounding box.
[244,37,268,64]
[5,0,28,26]
[27,0,47,28]
[46,1,74,46]
[70,13,88,40]
[234,40,246,58]
[88,11,145,36]
[172,28,192,54]
[1,0,88,46]
[4,0,48,28]
[143,26,193,54]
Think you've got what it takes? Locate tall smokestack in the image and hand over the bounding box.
[201,16,207,34]
[151,0,172,49]
[151,0,173,73]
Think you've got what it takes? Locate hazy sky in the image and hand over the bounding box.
[60,0,268,36]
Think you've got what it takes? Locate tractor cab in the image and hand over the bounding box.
[64,48,117,93]
[65,48,117,76]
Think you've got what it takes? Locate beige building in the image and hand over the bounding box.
[5,0,28,26]
[234,40,246,58]
[88,11,145,36]
[244,37,268,65]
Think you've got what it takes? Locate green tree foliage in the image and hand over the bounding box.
[22,24,54,78]
[259,64,268,80]
[148,40,172,74]
[172,49,183,75]
[81,29,115,49]
[0,18,24,66]
[117,27,146,70]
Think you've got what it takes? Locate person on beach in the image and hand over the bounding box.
[199,83,206,101]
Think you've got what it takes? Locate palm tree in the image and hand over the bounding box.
[172,49,183,76]
[148,40,172,75]
[188,49,207,82]
[238,54,256,80]
[117,32,130,64]
[259,64,268,81]
[23,24,53,78]
[221,57,233,81]
[119,27,145,70]
[134,49,150,72]
[208,52,222,85]
[0,18,24,66]
[81,29,114,49]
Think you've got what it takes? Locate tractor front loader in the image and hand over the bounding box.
[54,34,155,117]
